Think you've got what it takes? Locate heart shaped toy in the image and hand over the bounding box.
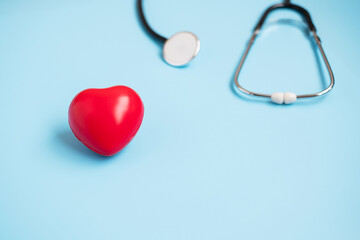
[68,86,144,156]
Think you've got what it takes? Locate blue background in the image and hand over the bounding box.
[1,0,359,239]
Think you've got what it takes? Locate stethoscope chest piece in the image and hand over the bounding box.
[163,32,200,67]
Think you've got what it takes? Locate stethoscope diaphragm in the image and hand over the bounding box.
[163,32,200,67]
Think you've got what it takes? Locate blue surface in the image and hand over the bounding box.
[1,0,360,239]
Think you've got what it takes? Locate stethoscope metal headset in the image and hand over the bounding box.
[137,0,335,105]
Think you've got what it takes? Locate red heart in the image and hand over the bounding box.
[68,86,144,156]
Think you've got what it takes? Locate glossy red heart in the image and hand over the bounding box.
[68,86,144,156]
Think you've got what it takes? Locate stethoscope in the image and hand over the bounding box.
[137,0,334,104]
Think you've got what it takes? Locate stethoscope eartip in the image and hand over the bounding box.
[163,32,200,67]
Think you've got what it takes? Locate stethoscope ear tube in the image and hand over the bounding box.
[254,1,316,32]
[234,1,334,104]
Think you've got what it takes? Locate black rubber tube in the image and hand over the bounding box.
[254,2,316,32]
[136,0,167,44]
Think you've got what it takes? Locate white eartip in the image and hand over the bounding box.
[284,92,297,104]
[271,92,284,104]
